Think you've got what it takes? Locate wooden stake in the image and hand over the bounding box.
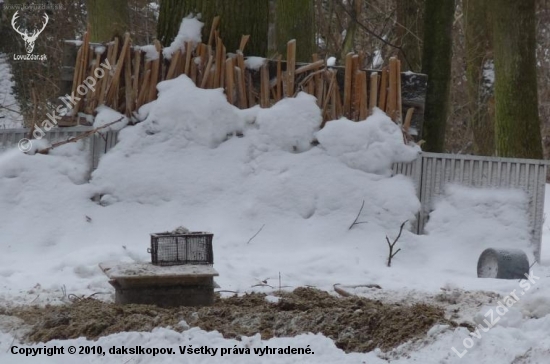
[378,66,388,111]
[166,48,181,80]
[239,35,250,52]
[208,16,220,47]
[201,55,214,89]
[357,71,368,120]
[343,52,354,117]
[124,44,133,115]
[404,107,414,133]
[132,49,141,106]
[260,63,270,108]
[286,40,296,97]
[225,58,235,105]
[369,72,379,114]
[276,55,282,102]
[388,57,398,120]
[147,40,162,102]
[396,59,403,123]
[235,67,247,109]
[184,41,193,76]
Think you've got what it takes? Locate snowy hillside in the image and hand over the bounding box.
[0,74,550,363]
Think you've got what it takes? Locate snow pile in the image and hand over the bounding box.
[162,16,204,60]
[244,57,266,70]
[135,75,245,148]
[93,106,129,131]
[316,108,420,174]
[251,93,322,152]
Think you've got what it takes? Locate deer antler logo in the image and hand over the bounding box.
[11,11,49,54]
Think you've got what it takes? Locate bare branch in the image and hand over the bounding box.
[36,117,125,154]
[349,200,367,230]
[386,220,408,267]
[246,224,265,244]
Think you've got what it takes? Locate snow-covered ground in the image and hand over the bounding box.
[0,53,23,129]
[1,50,550,363]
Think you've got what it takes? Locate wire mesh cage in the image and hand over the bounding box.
[149,232,214,266]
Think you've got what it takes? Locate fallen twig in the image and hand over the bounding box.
[349,200,368,230]
[333,283,382,297]
[246,224,265,244]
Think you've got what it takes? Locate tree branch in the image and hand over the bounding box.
[349,200,367,230]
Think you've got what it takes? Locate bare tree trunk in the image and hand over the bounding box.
[87,0,129,42]
[274,0,315,62]
[491,0,542,159]
[395,0,424,72]
[464,0,494,156]
[157,0,269,56]
[421,0,455,152]
[339,0,362,61]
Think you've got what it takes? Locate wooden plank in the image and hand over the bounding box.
[286,39,296,97]
[106,33,132,104]
[207,16,220,47]
[201,55,214,89]
[396,59,403,123]
[378,66,388,111]
[225,57,235,105]
[260,63,270,108]
[276,55,282,102]
[343,52,353,117]
[184,41,193,76]
[166,48,181,80]
[357,71,368,120]
[124,44,133,115]
[369,72,378,114]
[147,40,162,102]
[295,60,325,75]
[351,54,360,119]
[388,57,398,120]
[132,49,141,106]
[236,51,247,106]
[239,35,250,52]
[235,67,247,109]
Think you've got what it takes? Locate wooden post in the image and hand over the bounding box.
[286,40,296,97]
[225,58,235,105]
[343,52,353,117]
[378,66,388,111]
[369,72,379,114]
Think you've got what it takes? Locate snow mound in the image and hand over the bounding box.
[93,106,129,131]
[252,93,322,152]
[136,75,245,148]
[316,108,420,174]
[162,16,204,60]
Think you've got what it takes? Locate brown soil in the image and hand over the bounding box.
[3,287,455,353]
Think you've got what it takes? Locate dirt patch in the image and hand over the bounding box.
[3,287,455,353]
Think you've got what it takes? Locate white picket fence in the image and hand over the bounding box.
[393,153,550,262]
[0,126,118,171]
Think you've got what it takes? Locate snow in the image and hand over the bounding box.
[93,106,129,131]
[140,45,160,61]
[162,16,203,60]
[1,72,550,363]
[326,57,336,67]
[244,57,266,70]
[316,108,420,174]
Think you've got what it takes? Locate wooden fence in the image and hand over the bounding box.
[61,22,427,137]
